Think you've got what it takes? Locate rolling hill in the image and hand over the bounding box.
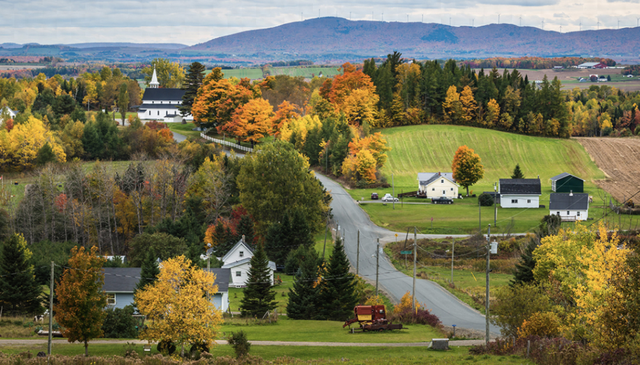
[188,17,640,61]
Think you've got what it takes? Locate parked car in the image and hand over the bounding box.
[371,192,379,200]
[382,193,399,202]
[432,196,454,204]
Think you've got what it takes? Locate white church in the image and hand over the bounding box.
[137,68,193,123]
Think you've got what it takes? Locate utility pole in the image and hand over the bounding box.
[486,225,491,346]
[451,239,455,284]
[356,230,360,275]
[478,199,481,232]
[412,227,417,313]
[392,174,395,210]
[375,238,380,296]
[48,261,54,355]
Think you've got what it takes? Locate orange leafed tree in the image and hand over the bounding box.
[325,63,377,115]
[451,145,484,196]
[271,101,301,135]
[54,246,107,357]
[222,98,274,146]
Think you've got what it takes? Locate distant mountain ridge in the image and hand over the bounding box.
[188,17,640,61]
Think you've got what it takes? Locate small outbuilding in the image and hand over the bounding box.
[550,172,584,193]
[549,192,589,221]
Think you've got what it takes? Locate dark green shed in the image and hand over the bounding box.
[550,173,584,193]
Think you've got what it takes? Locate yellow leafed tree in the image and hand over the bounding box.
[459,85,477,125]
[278,114,323,151]
[135,256,222,357]
[394,291,420,313]
[0,116,66,171]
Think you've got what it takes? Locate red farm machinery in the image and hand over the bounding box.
[343,305,403,333]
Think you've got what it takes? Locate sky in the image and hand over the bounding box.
[1,0,638,46]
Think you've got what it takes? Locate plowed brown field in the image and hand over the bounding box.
[575,137,640,202]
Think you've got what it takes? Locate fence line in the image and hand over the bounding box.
[200,132,253,153]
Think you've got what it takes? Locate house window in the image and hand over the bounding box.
[106,294,116,306]
[441,179,444,183]
[567,211,570,215]
[557,211,560,215]
[450,188,453,191]
[511,199,518,204]
[432,188,435,191]
[527,199,531,203]
[239,251,244,257]
[577,211,581,216]
[236,271,241,277]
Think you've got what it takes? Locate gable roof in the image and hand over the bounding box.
[204,268,231,292]
[103,268,141,293]
[221,238,254,263]
[417,172,457,186]
[550,172,584,182]
[549,193,589,210]
[499,178,541,195]
[142,88,185,101]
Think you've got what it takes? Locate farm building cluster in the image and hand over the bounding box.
[410,171,590,221]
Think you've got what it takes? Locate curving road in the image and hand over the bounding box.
[315,173,499,335]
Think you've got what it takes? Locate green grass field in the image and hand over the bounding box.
[345,125,625,233]
[208,66,341,80]
[165,122,204,139]
[0,342,533,364]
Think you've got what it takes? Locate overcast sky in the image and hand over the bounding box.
[1,0,638,45]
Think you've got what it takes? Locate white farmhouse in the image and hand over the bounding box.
[549,192,589,221]
[221,237,276,288]
[137,68,193,123]
[417,172,459,199]
[0,106,17,122]
[498,178,541,208]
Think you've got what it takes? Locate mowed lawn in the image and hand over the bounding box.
[345,125,623,234]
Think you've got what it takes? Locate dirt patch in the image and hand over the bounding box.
[575,137,640,202]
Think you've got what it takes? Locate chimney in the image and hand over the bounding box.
[242,234,246,242]
[570,190,573,197]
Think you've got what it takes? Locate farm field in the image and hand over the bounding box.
[576,137,640,203]
[212,66,341,80]
[343,125,639,234]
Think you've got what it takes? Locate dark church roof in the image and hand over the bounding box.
[499,178,541,195]
[142,88,185,101]
[549,193,589,210]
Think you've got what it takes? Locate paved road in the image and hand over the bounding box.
[172,131,187,143]
[315,173,499,335]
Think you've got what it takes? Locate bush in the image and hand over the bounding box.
[102,305,138,338]
[190,341,210,359]
[389,307,441,328]
[478,193,494,207]
[517,311,560,339]
[228,330,250,358]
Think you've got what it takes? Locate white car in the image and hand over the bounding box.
[381,193,399,202]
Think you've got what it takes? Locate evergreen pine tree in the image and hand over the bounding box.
[510,238,537,287]
[511,163,525,179]
[317,237,358,320]
[179,62,206,118]
[35,143,56,166]
[265,213,291,266]
[289,210,314,249]
[0,234,43,315]
[236,215,255,246]
[135,251,160,293]
[239,243,276,317]
[286,246,319,319]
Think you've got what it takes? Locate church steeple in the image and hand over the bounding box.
[150,67,159,88]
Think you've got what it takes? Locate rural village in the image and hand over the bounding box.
[2,6,640,365]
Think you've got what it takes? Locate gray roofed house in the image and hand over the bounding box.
[549,193,590,221]
[417,172,459,199]
[222,238,275,288]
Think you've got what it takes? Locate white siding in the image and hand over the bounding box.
[550,209,589,221]
[228,261,274,287]
[222,243,252,266]
[420,179,459,199]
[500,194,539,208]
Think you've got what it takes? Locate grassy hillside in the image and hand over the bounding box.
[345,125,632,234]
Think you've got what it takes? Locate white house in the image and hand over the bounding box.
[221,237,276,288]
[549,192,589,221]
[417,172,459,199]
[137,68,192,123]
[499,178,541,208]
[0,106,17,122]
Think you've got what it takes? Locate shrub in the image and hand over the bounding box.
[102,305,138,338]
[389,307,441,328]
[478,193,494,207]
[517,311,560,339]
[491,284,552,339]
[228,330,250,358]
[394,291,420,313]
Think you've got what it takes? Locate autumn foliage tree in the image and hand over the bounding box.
[451,145,484,196]
[55,246,107,357]
[223,98,274,146]
[136,255,222,357]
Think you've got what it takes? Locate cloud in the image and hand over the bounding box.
[477,0,560,5]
